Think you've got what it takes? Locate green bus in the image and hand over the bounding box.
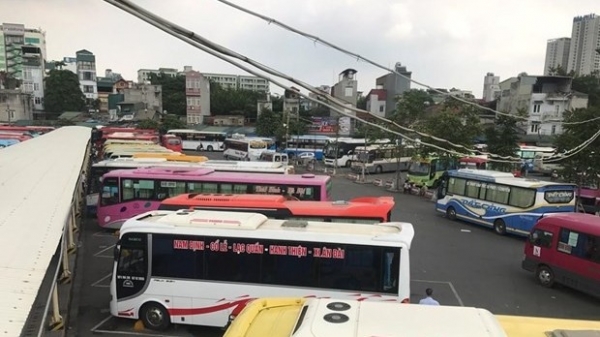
[406,155,458,188]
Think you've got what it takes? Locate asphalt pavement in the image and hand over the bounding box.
[67,152,600,337]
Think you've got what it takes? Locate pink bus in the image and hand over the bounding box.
[98,167,333,228]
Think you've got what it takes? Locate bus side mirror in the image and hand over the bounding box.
[113,244,120,262]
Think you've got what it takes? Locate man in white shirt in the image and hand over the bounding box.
[419,288,440,305]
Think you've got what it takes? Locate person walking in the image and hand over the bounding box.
[419,288,440,305]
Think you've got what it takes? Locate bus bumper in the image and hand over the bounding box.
[521,257,537,272]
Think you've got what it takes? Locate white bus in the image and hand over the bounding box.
[167,129,227,152]
[223,137,267,161]
[110,209,414,330]
[198,160,294,174]
[259,151,289,164]
[225,297,508,337]
[351,144,415,174]
[323,138,391,167]
[533,152,562,175]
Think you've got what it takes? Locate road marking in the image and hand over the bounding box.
[91,273,112,288]
[412,279,465,306]
[91,315,182,336]
[461,229,471,233]
[93,231,116,238]
[94,244,116,258]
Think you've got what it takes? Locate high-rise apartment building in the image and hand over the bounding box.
[0,23,46,111]
[544,38,571,75]
[137,68,179,83]
[482,72,500,102]
[567,14,600,76]
[203,73,269,92]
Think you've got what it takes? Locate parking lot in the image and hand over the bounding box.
[67,156,600,336]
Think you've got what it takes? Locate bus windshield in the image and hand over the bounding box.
[408,162,430,175]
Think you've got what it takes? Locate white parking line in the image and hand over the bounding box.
[91,315,181,336]
[412,279,465,306]
[91,273,112,288]
[94,244,116,258]
[94,231,116,238]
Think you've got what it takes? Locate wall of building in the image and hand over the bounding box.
[366,94,386,117]
[567,14,600,75]
[185,70,211,125]
[0,89,33,122]
[544,38,571,75]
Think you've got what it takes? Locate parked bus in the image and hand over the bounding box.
[98,168,332,228]
[132,153,208,163]
[197,160,294,174]
[497,314,600,337]
[0,125,55,136]
[533,152,562,176]
[283,135,331,160]
[167,129,227,151]
[259,151,289,164]
[517,145,556,173]
[110,209,415,330]
[105,132,160,144]
[224,297,507,337]
[459,156,488,170]
[436,169,577,236]
[407,155,458,188]
[159,194,394,224]
[223,137,267,161]
[579,186,600,215]
[0,138,20,148]
[323,138,390,168]
[522,212,600,297]
[160,134,183,152]
[106,148,175,160]
[351,144,415,174]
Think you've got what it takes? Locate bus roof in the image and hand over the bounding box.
[121,210,414,246]
[448,169,577,189]
[160,194,394,216]
[496,315,600,337]
[104,168,330,185]
[198,160,290,169]
[226,298,507,337]
[537,212,600,234]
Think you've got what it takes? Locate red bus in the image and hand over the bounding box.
[0,125,55,135]
[459,156,488,170]
[0,132,34,141]
[158,194,395,224]
[160,134,183,152]
[522,212,600,298]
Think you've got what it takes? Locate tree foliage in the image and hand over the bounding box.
[255,108,307,140]
[44,70,86,113]
[572,71,600,108]
[554,106,600,186]
[484,115,522,171]
[209,81,265,120]
[395,89,434,126]
[0,71,21,90]
[137,114,187,134]
[148,72,185,116]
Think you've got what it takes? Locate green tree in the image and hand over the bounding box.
[395,89,434,127]
[356,93,367,110]
[209,81,265,120]
[572,71,600,107]
[137,114,186,134]
[148,72,186,115]
[256,108,281,137]
[554,106,600,185]
[44,69,86,113]
[484,115,522,171]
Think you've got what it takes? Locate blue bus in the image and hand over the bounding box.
[0,139,20,148]
[435,169,577,237]
[284,135,331,160]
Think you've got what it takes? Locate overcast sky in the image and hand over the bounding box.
[2,0,598,97]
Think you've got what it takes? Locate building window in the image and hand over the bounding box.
[81,72,95,81]
[83,85,95,93]
[532,104,541,113]
[379,105,384,113]
[551,125,556,135]
[33,83,39,91]
[530,123,540,133]
[34,97,42,105]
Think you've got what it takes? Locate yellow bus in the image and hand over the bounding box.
[497,315,600,337]
[224,297,508,337]
[132,152,208,163]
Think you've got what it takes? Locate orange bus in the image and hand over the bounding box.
[158,194,395,224]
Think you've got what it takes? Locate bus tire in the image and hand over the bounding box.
[140,302,171,331]
[207,145,213,152]
[375,165,382,174]
[536,265,555,288]
[493,219,507,235]
[446,206,457,220]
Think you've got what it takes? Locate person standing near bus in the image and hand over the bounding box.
[419,288,440,305]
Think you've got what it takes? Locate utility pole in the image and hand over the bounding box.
[360,127,366,182]
[285,108,290,152]
[6,102,14,125]
[333,115,340,176]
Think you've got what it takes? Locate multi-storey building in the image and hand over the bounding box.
[567,14,600,76]
[497,74,588,136]
[331,68,358,117]
[482,72,501,102]
[137,68,178,83]
[375,62,412,116]
[75,49,98,103]
[184,66,211,124]
[365,86,386,117]
[543,38,571,75]
[0,89,33,122]
[0,23,46,111]
[203,73,269,92]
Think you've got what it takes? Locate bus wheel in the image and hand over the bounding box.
[375,165,382,174]
[140,302,170,331]
[446,207,457,220]
[207,145,213,151]
[493,219,507,235]
[536,265,555,288]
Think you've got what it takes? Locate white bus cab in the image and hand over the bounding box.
[110,210,414,330]
[223,136,267,161]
